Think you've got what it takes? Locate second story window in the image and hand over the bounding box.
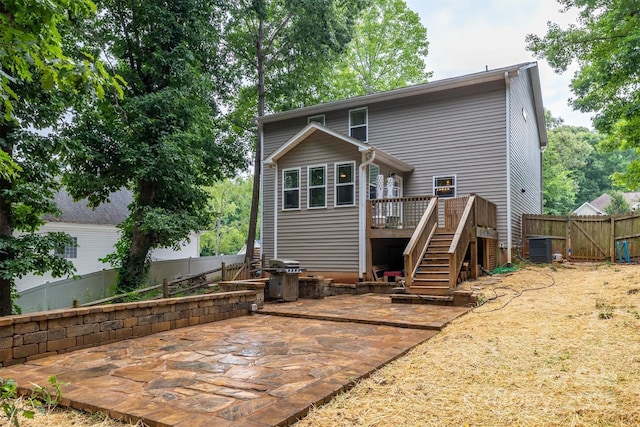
[308,165,327,208]
[283,168,300,210]
[308,115,325,125]
[335,162,356,206]
[434,175,456,198]
[349,108,367,142]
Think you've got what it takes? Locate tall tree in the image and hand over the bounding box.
[222,0,363,268]
[0,0,118,315]
[526,0,640,184]
[0,0,122,177]
[322,0,431,98]
[63,0,245,292]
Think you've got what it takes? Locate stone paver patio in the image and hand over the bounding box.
[0,294,470,426]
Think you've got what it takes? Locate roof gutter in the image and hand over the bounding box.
[358,150,376,279]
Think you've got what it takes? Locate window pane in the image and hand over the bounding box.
[337,164,353,184]
[284,170,298,189]
[435,176,454,187]
[435,187,454,198]
[309,167,325,186]
[350,109,366,126]
[284,189,299,209]
[337,185,354,205]
[350,126,366,141]
[309,188,325,207]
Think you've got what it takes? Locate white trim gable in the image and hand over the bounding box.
[264,122,414,173]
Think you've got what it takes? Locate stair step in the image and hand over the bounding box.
[412,278,450,284]
[408,286,451,296]
[415,273,449,280]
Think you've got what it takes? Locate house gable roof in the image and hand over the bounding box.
[43,188,133,225]
[258,62,547,148]
[264,122,414,173]
[589,192,640,212]
[573,202,605,216]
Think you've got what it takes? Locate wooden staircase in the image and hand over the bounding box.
[411,228,460,295]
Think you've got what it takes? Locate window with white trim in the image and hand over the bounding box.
[308,115,325,125]
[56,237,78,259]
[335,162,356,206]
[307,165,327,208]
[283,168,300,210]
[434,175,456,198]
[349,108,367,142]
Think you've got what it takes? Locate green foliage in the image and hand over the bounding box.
[542,111,634,214]
[527,0,640,184]
[200,177,256,256]
[1,375,67,426]
[604,191,631,215]
[63,0,246,292]
[321,0,432,98]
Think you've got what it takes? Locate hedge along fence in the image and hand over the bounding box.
[0,290,257,368]
[522,213,640,262]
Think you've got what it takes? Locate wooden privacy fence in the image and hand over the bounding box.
[522,213,640,262]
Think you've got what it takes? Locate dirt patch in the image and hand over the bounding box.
[296,263,640,426]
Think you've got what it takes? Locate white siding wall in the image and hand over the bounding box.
[16,223,200,291]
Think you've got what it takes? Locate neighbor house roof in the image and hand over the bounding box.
[43,188,133,225]
[573,202,605,216]
[589,192,640,212]
[258,62,547,148]
[264,122,414,173]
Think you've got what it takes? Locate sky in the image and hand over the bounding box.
[405,0,592,129]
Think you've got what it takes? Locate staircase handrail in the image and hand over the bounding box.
[448,195,476,288]
[403,197,439,287]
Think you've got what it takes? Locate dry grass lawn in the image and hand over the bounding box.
[5,263,640,426]
[297,263,640,427]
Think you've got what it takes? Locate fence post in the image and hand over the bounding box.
[221,262,226,281]
[261,253,267,278]
[163,278,169,298]
[610,216,615,263]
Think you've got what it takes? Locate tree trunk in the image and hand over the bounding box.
[245,18,265,269]
[116,180,155,292]
[0,126,13,316]
[117,223,153,292]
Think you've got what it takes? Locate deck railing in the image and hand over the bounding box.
[447,195,476,288]
[403,197,439,288]
[368,196,434,229]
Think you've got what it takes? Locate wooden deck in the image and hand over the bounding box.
[367,194,498,295]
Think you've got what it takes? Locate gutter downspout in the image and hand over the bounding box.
[505,72,513,264]
[273,163,278,259]
[359,150,376,280]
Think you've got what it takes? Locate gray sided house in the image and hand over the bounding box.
[260,62,547,290]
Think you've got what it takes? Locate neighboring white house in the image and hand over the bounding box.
[574,192,640,216]
[16,189,200,291]
[573,202,606,216]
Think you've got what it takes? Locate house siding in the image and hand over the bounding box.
[368,81,509,239]
[262,65,545,272]
[508,68,544,247]
[269,132,360,271]
[15,223,200,291]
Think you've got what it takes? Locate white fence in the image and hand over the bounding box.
[16,255,245,313]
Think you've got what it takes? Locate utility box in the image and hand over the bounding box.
[529,237,552,263]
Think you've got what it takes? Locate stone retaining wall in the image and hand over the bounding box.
[0,291,255,367]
